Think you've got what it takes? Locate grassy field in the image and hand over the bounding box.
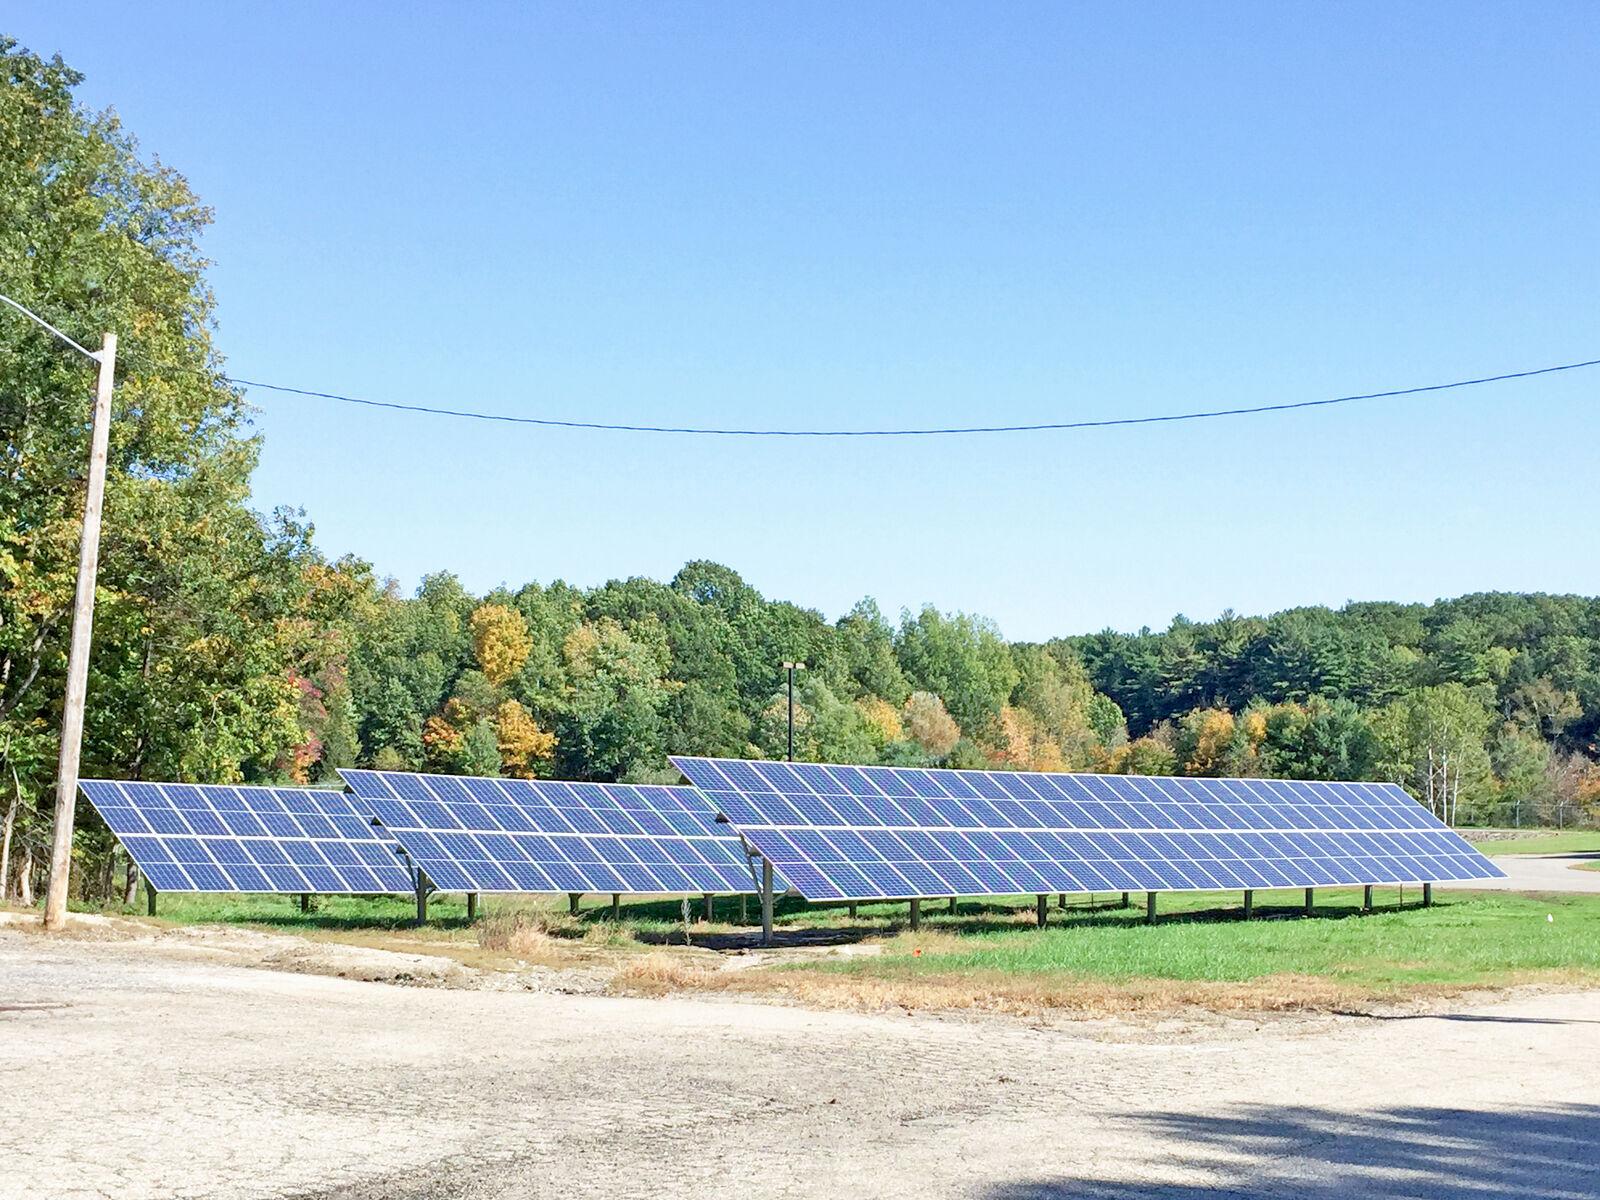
[640,888,1600,1014]
[1467,830,1600,856]
[808,891,1598,986]
[51,883,1600,1016]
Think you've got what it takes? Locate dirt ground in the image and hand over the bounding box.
[3,918,1597,1200]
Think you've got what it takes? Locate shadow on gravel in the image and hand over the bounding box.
[1332,1011,1600,1026]
[987,1103,1600,1199]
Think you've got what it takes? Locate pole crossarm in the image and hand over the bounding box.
[0,293,101,361]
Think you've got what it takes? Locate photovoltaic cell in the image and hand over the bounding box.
[669,757,1506,901]
[337,769,765,895]
[79,780,413,894]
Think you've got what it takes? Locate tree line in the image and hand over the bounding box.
[2,39,1597,903]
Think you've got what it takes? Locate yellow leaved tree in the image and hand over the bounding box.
[496,699,556,778]
[469,604,533,687]
[855,696,904,748]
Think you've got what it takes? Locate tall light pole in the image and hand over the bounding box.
[0,295,116,931]
[781,661,806,762]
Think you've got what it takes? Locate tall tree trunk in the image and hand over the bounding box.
[123,854,138,905]
[16,845,34,906]
[0,764,17,905]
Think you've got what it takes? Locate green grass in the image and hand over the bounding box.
[60,885,1600,1009]
[1466,830,1600,856]
[821,890,1600,990]
[78,889,737,942]
[80,890,479,930]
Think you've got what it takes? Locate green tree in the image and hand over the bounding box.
[896,607,1018,742]
[836,599,909,703]
[1259,696,1380,781]
[1010,643,1105,768]
[0,40,325,898]
[557,617,679,780]
[1373,684,1495,821]
[458,718,502,777]
[756,677,877,764]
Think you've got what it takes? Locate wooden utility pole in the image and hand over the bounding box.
[43,332,116,932]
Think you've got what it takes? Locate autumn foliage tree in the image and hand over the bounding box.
[470,603,533,687]
[495,699,555,778]
[902,691,961,759]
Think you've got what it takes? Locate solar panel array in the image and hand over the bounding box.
[338,769,764,895]
[670,757,1505,901]
[80,780,414,894]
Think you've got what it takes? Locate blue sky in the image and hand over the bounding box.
[10,3,1598,641]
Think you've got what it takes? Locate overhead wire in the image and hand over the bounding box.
[225,358,1600,438]
[4,290,1595,438]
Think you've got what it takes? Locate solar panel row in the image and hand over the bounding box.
[84,758,1504,907]
[684,757,1440,832]
[80,781,413,894]
[670,756,1505,902]
[337,770,761,895]
[721,826,1489,901]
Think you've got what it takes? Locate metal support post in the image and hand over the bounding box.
[466,892,478,921]
[299,893,310,914]
[703,893,713,923]
[847,901,858,918]
[909,898,921,930]
[760,859,774,947]
[1035,894,1047,928]
[414,872,428,925]
[568,893,580,916]
[1362,884,1373,912]
[1304,887,1314,915]
[1145,892,1157,925]
[610,893,621,921]
[1242,889,1253,919]
[146,883,157,918]
[1120,891,1131,909]
[948,896,957,915]
[1058,893,1066,909]
[1423,882,1433,907]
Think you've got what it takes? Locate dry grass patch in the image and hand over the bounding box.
[460,908,650,969]
[470,909,596,967]
[611,952,723,996]
[476,909,581,948]
[609,956,1525,1018]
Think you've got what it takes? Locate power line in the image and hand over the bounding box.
[5,284,1595,437]
[227,357,1600,438]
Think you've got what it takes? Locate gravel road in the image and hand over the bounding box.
[3,925,1597,1200]
[1444,852,1600,893]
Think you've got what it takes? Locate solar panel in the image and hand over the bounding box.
[79,780,414,894]
[669,757,1506,901]
[336,769,767,895]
